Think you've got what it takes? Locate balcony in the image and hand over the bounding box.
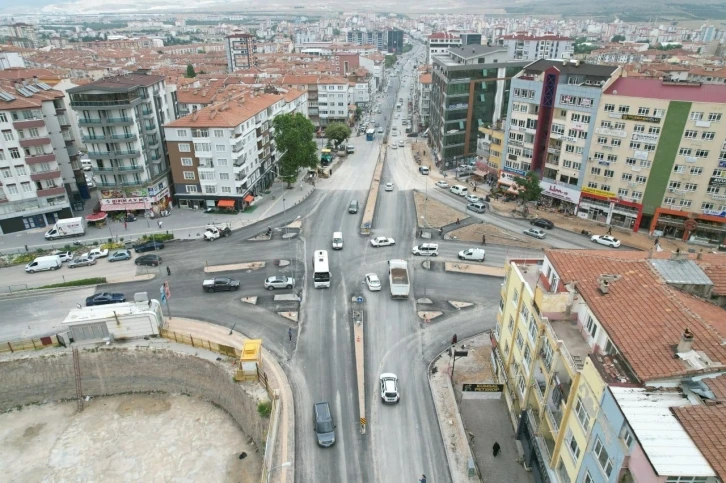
[97,180,146,188]
[24,153,56,165]
[12,119,45,129]
[70,99,135,108]
[82,133,137,142]
[146,137,160,147]
[19,136,51,148]
[79,117,133,126]
[30,169,62,181]
[0,196,68,216]
[87,150,140,159]
[149,153,162,162]
[141,107,154,117]
[95,165,145,173]
[36,186,66,197]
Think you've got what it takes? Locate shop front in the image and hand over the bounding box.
[99,183,172,217]
[538,180,580,215]
[498,170,524,195]
[577,187,643,231]
[649,207,726,245]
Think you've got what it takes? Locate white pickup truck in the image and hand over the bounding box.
[388,259,410,299]
[203,224,232,241]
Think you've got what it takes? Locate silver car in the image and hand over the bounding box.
[523,228,546,239]
[68,256,96,268]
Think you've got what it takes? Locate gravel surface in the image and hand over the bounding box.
[447,222,549,249]
[414,191,466,228]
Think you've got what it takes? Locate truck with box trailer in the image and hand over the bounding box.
[45,217,86,240]
[388,259,410,299]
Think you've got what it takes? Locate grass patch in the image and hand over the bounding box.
[36,277,107,289]
[139,233,174,242]
[242,205,258,213]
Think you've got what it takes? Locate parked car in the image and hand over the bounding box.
[202,277,240,292]
[365,273,382,292]
[458,248,486,261]
[52,250,73,263]
[385,182,394,191]
[68,256,96,268]
[391,143,398,149]
[380,373,400,404]
[108,249,132,262]
[370,237,395,247]
[87,247,109,259]
[435,180,449,189]
[398,140,404,147]
[464,195,481,204]
[412,243,439,256]
[85,292,126,306]
[264,275,295,290]
[523,228,546,239]
[125,213,137,222]
[591,235,621,248]
[135,254,162,266]
[530,218,555,230]
[135,241,165,252]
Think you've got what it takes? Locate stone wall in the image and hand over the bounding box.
[0,347,266,445]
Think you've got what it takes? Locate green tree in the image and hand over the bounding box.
[611,35,626,42]
[272,113,318,187]
[355,106,363,121]
[385,54,397,68]
[513,171,544,213]
[333,28,341,36]
[324,122,351,148]
[403,43,413,53]
[185,63,197,78]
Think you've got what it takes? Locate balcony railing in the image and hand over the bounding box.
[24,153,56,165]
[79,117,133,125]
[97,180,146,188]
[83,133,137,142]
[30,169,62,181]
[545,405,561,436]
[87,150,140,158]
[36,186,66,197]
[95,165,144,173]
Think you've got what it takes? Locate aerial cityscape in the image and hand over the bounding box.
[0,7,725,483]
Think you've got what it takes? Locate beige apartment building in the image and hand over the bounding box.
[584,77,726,243]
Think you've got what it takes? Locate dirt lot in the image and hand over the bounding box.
[414,191,465,228]
[0,394,261,482]
[447,222,549,250]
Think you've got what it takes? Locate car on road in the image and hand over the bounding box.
[385,182,394,191]
[435,180,449,189]
[418,166,429,175]
[412,243,439,256]
[458,248,486,261]
[370,237,395,247]
[85,292,126,306]
[391,143,398,149]
[377,127,383,133]
[68,256,96,268]
[467,202,486,214]
[202,277,240,292]
[365,273,382,291]
[591,234,621,248]
[464,194,481,204]
[52,250,73,263]
[348,200,359,214]
[313,402,336,448]
[108,249,132,262]
[530,218,555,229]
[135,254,162,266]
[134,241,165,252]
[264,275,295,290]
[380,373,400,404]
[87,247,109,259]
[398,140,404,147]
[450,185,468,196]
[523,228,546,239]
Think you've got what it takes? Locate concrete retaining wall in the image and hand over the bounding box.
[0,347,266,445]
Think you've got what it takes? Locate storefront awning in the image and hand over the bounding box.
[243,194,254,203]
[101,202,147,212]
[85,212,108,222]
[217,199,236,208]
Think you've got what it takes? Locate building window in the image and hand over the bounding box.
[0,113,7,122]
[215,144,226,152]
[508,316,514,332]
[695,149,709,158]
[629,141,641,149]
[178,143,191,152]
[585,315,597,338]
[515,331,524,351]
[517,375,526,397]
[707,113,722,122]
[618,105,630,114]
[590,167,601,176]
[219,173,230,180]
[637,107,650,115]
[214,129,225,137]
[649,126,661,135]
[557,459,572,483]
[183,171,195,180]
[15,165,26,176]
[611,138,622,147]
[618,188,628,197]
[181,157,193,166]
[565,429,581,461]
[221,186,232,193]
[654,109,666,118]
[685,184,698,193]
[684,130,698,139]
[702,132,715,141]
[622,173,633,181]
[583,472,594,483]
[665,478,708,483]
[607,154,618,162]
[176,129,187,137]
[587,181,598,189]
[633,124,645,133]
[2,130,14,141]
[640,160,652,168]
[593,437,614,478]
[204,185,216,194]
[598,136,607,145]
[601,184,611,192]
[604,169,614,178]
[642,143,656,152]
[603,104,614,112]
[620,424,634,447]
[575,397,590,429]
[690,111,703,121]
[21,181,32,192]
[6,184,18,194]
[636,175,647,184]
[1,167,11,178]
[680,199,692,208]
[186,185,198,193]
[217,158,227,166]
[689,167,703,176]
[512,288,519,305]
[679,147,692,156]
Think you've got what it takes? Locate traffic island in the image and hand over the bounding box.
[360,151,386,235]
[444,262,506,278]
[418,310,443,322]
[449,301,474,310]
[241,296,258,305]
[278,311,298,322]
[447,223,549,250]
[414,191,465,228]
[204,261,265,273]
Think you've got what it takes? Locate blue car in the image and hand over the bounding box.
[134,241,165,253]
[108,249,132,262]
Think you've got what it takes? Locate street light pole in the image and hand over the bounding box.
[266,461,292,483]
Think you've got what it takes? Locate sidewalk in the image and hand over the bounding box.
[0,178,315,254]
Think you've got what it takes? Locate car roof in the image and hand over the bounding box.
[380,372,397,379]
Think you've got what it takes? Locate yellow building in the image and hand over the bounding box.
[477,122,505,175]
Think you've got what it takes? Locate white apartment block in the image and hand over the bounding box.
[495,34,574,61]
[0,79,80,234]
[427,32,462,64]
[277,75,349,126]
[164,88,307,210]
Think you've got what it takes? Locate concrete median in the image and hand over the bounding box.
[360,150,386,236]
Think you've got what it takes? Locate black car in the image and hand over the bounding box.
[530,218,555,230]
[125,213,137,222]
[134,241,165,252]
[202,277,240,292]
[85,292,126,306]
[135,254,162,266]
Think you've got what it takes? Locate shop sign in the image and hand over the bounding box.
[622,114,661,124]
[100,197,150,206]
[597,128,626,138]
[709,177,726,187]
[540,180,581,204]
[100,188,149,199]
[560,135,576,142]
[632,133,659,142]
[503,166,526,176]
[633,150,650,160]
[703,209,726,218]
[571,121,587,131]
[581,186,617,199]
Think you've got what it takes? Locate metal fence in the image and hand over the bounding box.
[0,335,60,353]
[159,328,238,358]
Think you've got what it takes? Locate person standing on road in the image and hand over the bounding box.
[158,220,163,229]
[607,226,613,235]
[288,327,293,342]
[166,266,171,276]
[493,442,501,457]
[482,235,486,245]
[456,218,460,225]
[451,334,458,346]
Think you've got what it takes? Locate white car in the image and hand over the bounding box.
[264,275,296,290]
[370,237,395,247]
[385,182,394,191]
[464,194,481,204]
[88,247,109,258]
[52,250,74,263]
[523,228,546,239]
[391,143,398,149]
[365,273,382,291]
[398,140,404,147]
[412,243,439,256]
[435,180,449,189]
[591,235,621,248]
[380,373,400,404]
[458,248,486,261]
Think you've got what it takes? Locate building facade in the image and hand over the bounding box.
[347,30,385,51]
[277,75,349,127]
[0,80,80,234]
[427,32,462,64]
[225,33,258,72]
[495,34,574,61]
[164,89,307,210]
[386,29,405,54]
[68,72,177,215]
[429,45,526,168]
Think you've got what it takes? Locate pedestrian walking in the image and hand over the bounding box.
[482,235,486,245]
[124,221,128,230]
[607,226,613,235]
[166,266,171,276]
[420,475,427,483]
[493,442,501,457]
[456,218,460,225]
[158,220,162,229]
[654,236,660,246]
[451,333,458,346]
[288,328,293,342]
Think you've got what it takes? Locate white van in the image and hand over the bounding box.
[332,232,343,250]
[450,185,469,196]
[25,255,63,273]
[458,248,486,262]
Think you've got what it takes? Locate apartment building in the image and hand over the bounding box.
[427,32,462,64]
[347,30,384,51]
[0,80,81,234]
[164,88,307,210]
[494,33,574,61]
[386,29,405,54]
[68,71,178,215]
[415,72,432,129]
[225,33,257,72]
[276,75,349,127]
[429,45,527,167]
[476,124,504,174]
[494,250,725,483]
[501,60,620,214]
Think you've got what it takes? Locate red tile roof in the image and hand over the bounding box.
[546,249,726,381]
[604,77,726,102]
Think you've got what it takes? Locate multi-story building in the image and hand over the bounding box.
[347,30,385,51]
[5,23,38,49]
[416,72,432,129]
[225,33,257,72]
[494,33,574,61]
[494,249,726,483]
[164,88,307,210]
[501,60,620,214]
[385,29,405,54]
[429,45,527,168]
[0,79,81,234]
[277,75,349,127]
[477,123,505,174]
[426,32,462,64]
[68,71,178,216]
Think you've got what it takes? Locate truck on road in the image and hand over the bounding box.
[388,259,410,299]
[44,217,85,240]
[203,223,232,241]
[202,277,240,292]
